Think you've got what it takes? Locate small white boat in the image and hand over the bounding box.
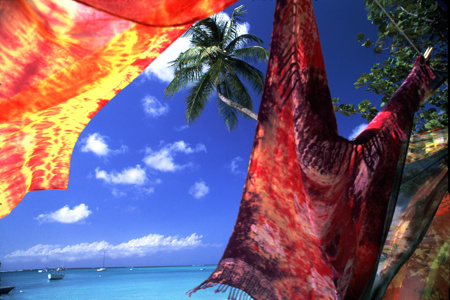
[48,271,64,280]
[96,251,107,271]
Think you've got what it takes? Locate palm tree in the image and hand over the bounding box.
[165,5,269,131]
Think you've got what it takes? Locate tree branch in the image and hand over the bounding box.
[399,6,434,23]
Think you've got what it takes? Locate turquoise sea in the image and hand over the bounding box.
[0,265,229,299]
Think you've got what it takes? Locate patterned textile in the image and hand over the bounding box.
[0,0,236,218]
[189,0,438,299]
[374,128,448,300]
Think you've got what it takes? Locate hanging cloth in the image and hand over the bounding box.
[189,0,438,298]
[374,127,448,300]
[0,0,236,218]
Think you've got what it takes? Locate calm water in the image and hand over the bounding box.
[0,265,229,299]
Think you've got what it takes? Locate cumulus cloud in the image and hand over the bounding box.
[143,141,206,172]
[348,123,368,140]
[95,165,147,185]
[81,133,110,156]
[142,95,169,117]
[142,12,250,83]
[81,133,127,156]
[5,233,203,262]
[35,204,92,224]
[189,180,209,199]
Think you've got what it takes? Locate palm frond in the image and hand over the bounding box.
[165,65,204,97]
[225,34,264,53]
[190,17,223,46]
[232,46,269,64]
[231,5,247,23]
[226,58,265,95]
[208,59,225,86]
[185,72,215,123]
[170,46,204,69]
[225,72,253,114]
[223,5,247,45]
[198,46,224,67]
[217,79,239,131]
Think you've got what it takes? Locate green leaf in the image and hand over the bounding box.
[405,4,415,12]
[357,33,365,42]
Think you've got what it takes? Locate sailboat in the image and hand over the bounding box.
[59,260,66,271]
[48,270,64,280]
[97,251,107,271]
[38,254,49,273]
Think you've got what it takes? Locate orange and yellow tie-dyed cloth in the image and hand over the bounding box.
[0,0,236,218]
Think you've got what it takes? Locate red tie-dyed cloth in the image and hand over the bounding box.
[0,0,236,218]
[189,0,441,299]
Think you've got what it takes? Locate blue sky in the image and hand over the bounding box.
[1,1,387,271]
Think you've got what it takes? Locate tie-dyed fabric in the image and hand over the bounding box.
[374,128,448,300]
[189,0,439,299]
[0,0,236,218]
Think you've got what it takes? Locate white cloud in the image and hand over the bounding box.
[174,125,189,132]
[111,188,126,198]
[143,187,155,194]
[142,36,191,82]
[143,141,206,172]
[142,95,169,117]
[95,165,147,185]
[81,133,110,156]
[81,133,127,156]
[228,156,247,175]
[142,12,250,83]
[5,233,203,262]
[189,180,209,199]
[35,204,92,224]
[348,123,368,140]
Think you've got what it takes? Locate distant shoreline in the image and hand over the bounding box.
[1,264,217,273]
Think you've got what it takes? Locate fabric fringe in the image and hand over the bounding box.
[227,286,254,300]
[187,259,279,300]
[187,283,254,300]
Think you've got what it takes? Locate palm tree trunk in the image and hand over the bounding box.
[216,84,258,120]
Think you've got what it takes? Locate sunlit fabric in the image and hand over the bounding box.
[189,0,438,299]
[0,0,236,218]
[374,128,448,300]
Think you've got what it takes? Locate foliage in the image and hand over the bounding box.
[165,5,269,131]
[334,0,448,133]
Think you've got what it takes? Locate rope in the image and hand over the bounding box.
[373,0,422,56]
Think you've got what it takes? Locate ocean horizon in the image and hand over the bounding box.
[0,265,231,299]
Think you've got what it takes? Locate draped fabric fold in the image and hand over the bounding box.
[0,0,236,218]
[189,0,440,299]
